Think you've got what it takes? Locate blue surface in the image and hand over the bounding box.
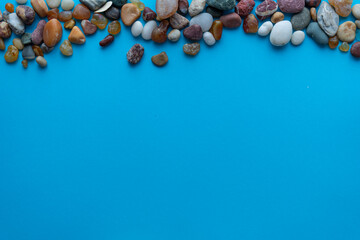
[1,1,360,239]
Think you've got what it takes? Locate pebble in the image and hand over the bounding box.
[170,12,189,30]
[310,7,317,21]
[151,20,169,43]
[329,0,352,17]
[258,21,273,37]
[151,52,168,66]
[73,4,91,20]
[5,3,14,13]
[206,0,236,11]
[305,0,320,7]
[22,45,35,60]
[350,42,360,57]
[206,6,222,18]
[108,20,121,35]
[352,4,360,19]
[270,20,293,46]
[58,11,73,22]
[278,0,305,13]
[190,13,213,32]
[243,14,258,34]
[15,5,35,25]
[271,12,284,24]
[141,20,157,40]
[183,24,203,41]
[21,33,32,45]
[167,29,180,42]
[99,34,114,47]
[47,8,59,21]
[13,38,24,50]
[32,45,43,56]
[209,20,223,40]
[69,26,86,44]
[113,0,128,8]
[183,42,200,56]
[40,43,54,53]
[291,30,305,45]
[256,0,278,20]
[0,38,5,50]
[142,7,156,21]
[4,45,19,63]
[220,13,242,28]
[0,22,12,39]
[306,22,329,45]
[127,43,144,64]
[22,59,28,68]
[60,39,73,56]
[43,19,63,47]
[339,41,349,52]
[121,3,141,26]
[177,0,188,16]
[91,13,108,29]
[16,0,28,4]
[61,0,75,11]
[105,6,120,20]
[81,20,98,35]
[337,21,356,42]
[30,0,48,18]
[46,0,61,9]
[31,20,46,45]
[64,19,76,30]
[317,1,339,37]
[235,0,255,17]
[156,0,178,20]
[189,0,206,17]
[328,36,339,49]
[95,1,113,13]
[36,56,47,67]
[79,0,107,11]
[291,7,310,30]
[203,32,216,46]
[131,21,143,37]
[7,13,25,36]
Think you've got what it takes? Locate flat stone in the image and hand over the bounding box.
[105,6,120,20]
[151,52,168,66]
[121,3,140,26]
[278,0,305,13]
[255,0,278,20]
[170,13,189,30]
[21,33,32,45]
[31,20,46,45]
[22,45,35,60]
[317,2,339,37]
[306,22,329,45]
[258,21,273,37]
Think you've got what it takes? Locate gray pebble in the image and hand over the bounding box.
[291,7,310,30]
[22,45,35,60]
[317,1,339,37]
[306,22,328,45]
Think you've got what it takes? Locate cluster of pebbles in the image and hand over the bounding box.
[1,0,360,68]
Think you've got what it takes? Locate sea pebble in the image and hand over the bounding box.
[15,5,35,25]
[43,19,62,47]
[40,43,54,53]
[68,26,86,44]
[127,43,144,64]
[22,45,35,60]
[328,36,339,49]
[170,13,189,29]
[30,0,48,18]
[7,13,25,36]
[121,3,140,26]
[80,0,107,11]
[156,0,178,20]
[183,24,203,41]
[178,0,189,16]
[220,13,242,28]
[291,30,305,45]
[310,7,317,21]
[356,20,360,29]
[0,38,5,50]
[168,29,181,42]
[235,0,255,17]
[141,20,157,40]
[60,39,73,55]
[339,42,349,52]
[203,32,216,46]
[131,21,143,37]
[36,56,47,67]
[270,20,293,46]
[4,45,19,63]
[329,0,352,17]
[95,1,113,13]
[13,38,24,50]
[31,20,46,45]
[243,14,258,33]
[190,13,213,32]
[352,4,360,19]
[206,6,222,18]
[99,35,114,47]
[21,33,32,45]
[291,7,310,30]
[350,42,360,57]
[271,12,284,23]
[151,20,169,43]
[255,0,278,20]
[73,4,91,20]
[81,20,97,35]
[105,6,120,20]
[142,7,157,21]
[210,20,223,40]
[183,42,200,55]
[108,21,121,35]
[61,0,75,10]
[46,0,61,9]
[317,1,339,37]
[189,0,206,17]
[258,21,273,37]
[306,22,329,45]
[206,0,236,11]
[278,0,305,13]
[113,0,127,8]
[337,21,356,42]
[151,52,168,67]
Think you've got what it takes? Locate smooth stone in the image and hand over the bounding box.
[46,0,61,8]
[95,1,113,13]
[43,19,62,47]
[178,0,189,16]
[305,0,320,7]
[206,0,236,11]
[255,0,278,20]
[183,42,200,55]
[30,0,48,18]
[189,0,206,17]
[60,39,73,56]
[291,30,305,45]
[13,38,24,50]
[291,7,310,30]
[278,0,305,13]
[113,0,128,8]
[141,20,157,40]
[127,43,144,64]
[310,7,317,21]
[350,42,360,57]
[337,21,356,42]
[61,0,75,11]
[22,45,35,60]
[258,21,273,37]
[352,4,360,19]
[31,20,46,45]
[0,10,2,22]
[170,12,189,29]
[36,56,47,67]
[105,6,120,20]
[15,5,35,25]
[167,29,180,42]
[156,0,178,20]
[81,20,97,35]
[99,35,114,47]
[121,3,140,26]
[21,33,32,45]
[151,52,168,66]
[16,0,28,4]
[203,32,216,46]
[68,26,86,44]
[206,6,223,18]
[183,24,203,41]
[7,13,25,36]
[0,22,11,39]
[270,20,293,46]
[356,20,360,29]
[317,1,339,37]
[306,22,329,45]
[235,0,255,17]
[190,13,213,32]
[271,12,284,23]
[79,0,107,11]
[329,0,352,17]
[142,7,157,21]
[219,13,242,28]
[131,20,143,37]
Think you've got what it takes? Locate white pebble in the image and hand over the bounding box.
[258,21,273,37]
[61,0,75,11]
[46,0,61,9]
[168,29,181,42]
[16,0,27,4]
[142,20,157,40]
[131,21,143,37]
[190,13,213,32]
[36,56,47,68]
[352,4,360,20]
[291,30,305,46]
[203,32,216,46]
[270,20,293,47]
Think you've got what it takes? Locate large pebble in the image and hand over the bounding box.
[306,22,328,45]
[269,20,293,46]
[329,0,352,17]
[16,5,35,25]
[46,0,61,9]
[291,30,305,45]
[206,0,236,11]
[337,21,356,42]
[220,13,242,28]
[317,1,339,37]
[352,4,360,19]
[31,20,46,45]
[255,0,278,20]
[258,21,273,37]
[203,32,216,46]
[43,19,62,47]
[190,13,213,32]
[81,20,97,35]
[278,0,305,13]
[189,0,206,17]
[79,0,107,11]
[170,13,189,29]
[350,42,360,57]
[141,20,157,40]
[127,43,144,64]
[156,0,178,20]
[68,26,86,44]
[30,0,48,18]
[121,3,141,26]
[61,0,75,10]
[7,13,25,36]
[131,21,143,37]
[291,7,310,30]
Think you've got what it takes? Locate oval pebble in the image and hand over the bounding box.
[141,20,157,40]
[189,13,213,32]
[167,29,180,42]
[258,21,273,37]
[61,0,75,11]
[291,30,305,45]
[131,21,143,37]
[36,56,47,67]
[203,32,216,46]
[269,20,292,46]
[46,0,60,9]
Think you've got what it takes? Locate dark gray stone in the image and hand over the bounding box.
[206,0,236,11]
[307,22,329,45]
[291,7,310,30]
[105,6,120,20]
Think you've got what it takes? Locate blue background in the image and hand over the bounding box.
[1,0,360,239]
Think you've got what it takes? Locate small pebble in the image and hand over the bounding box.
[100,34,115,47]
[183,24,203,41]
[337,21,356,43]
[291,7,311,30]
[5,3,14,13]
[235,0,255,17]
[73,4,91,20]
[256,0,278,20]
[40,43,54,53]
[31,20,46,45]
[91,13,108,30]
[31,0,49,18]
[108,21,121,35]
[47,8,59,21]
[121,3,141,26]
[151,52,168,67]
[189,13,213,32]
[13,38,24,50]
[142,7,156,21]
[4,45,19,63]
[43,19,62,47]
[209,20,223,40]
[152,20,169,43]
[271,12,284,24]
[46,0,60,9]
[317,2,339,37]
[188,0,206,17]
[32,45,43,56]
[16,0,28,4]
[16,5,35,25]
[258,21,273,37]
[21,59,28,68]
[170,12,189,30]
[61,0,75,11]
[105,6,120,20]
[60,39,73,56]
[329,0,352,17]
[127,43,144,64]
[167,29,180,42]
[178,0,189,16]
[22,45,35,60]
[353,4,360,19]
[21,33,32,45]
[306,22,329,45]
[291,30,305,45]
[203,32,216,46]
[36,56,47,67]
[243,14,258,33]
[58,11,72,22]
[328,36,339,49]
[339,42,350,52]
[183,42,200,56]
[310,7,317,22]
[64,19,76,30]
[7,13,25,35]
[131,21,143,37]
[350,42,360,57]
[220,13,242,28]
[68,26,86,45]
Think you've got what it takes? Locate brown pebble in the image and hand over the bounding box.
[152,20,170,43]
[0,37,5,50]
[68,26,86,44]
[121,3,141,26]
[47,8,59,21]
[32,45,44,56]
[22,59,28,69]
[183,42,200,56]
[310,7,317,22]
[59,11,73,22]
[271,12,284,24]
[81,20,97,35]
[73,4,91,20]
[210,20,223,40]
[220,13,242,28]
[64,19,76,30]
[151,52,168,66]
[43,19,63,47]
[99,35,115,47]
[30,0,48,18]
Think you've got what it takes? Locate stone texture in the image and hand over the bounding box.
[278,0,305,13]
[235,0,255,17]
[183,42,200,55]
[68,26,86,44]
[337,21,356,42]
[127,43,144,64]
[183,24,203,40]
[156,0,178,20]
[317,2,339,37]
[121,3,141,26]
[170,13,189,29]
[243,14,258,33]
[270,20,293,46]
[7,13,25,36]
[291,7,311,30]
[255,0,278,20]
[30,0,48,17]
[151,20,169,43]
[350,42,360,57]
[43,19,62,47]
[81,20,97,35]
[73,4,91,20]
[178,0,189,16]
[31,20,46,45]
[189,0,206,17]
[0,22,12,39]
[209,20,223,40]
[80,0,107,11]
[220,13,242,28]
[151,52,168,66]
[329,0,352,17]
[142,7,156,21]
[16,5,35,25]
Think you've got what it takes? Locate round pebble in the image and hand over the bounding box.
[190,13,213,32]
[203,32,216,46]
[291,7,310,30]
[291,30,305,45]
[270,20,293,47]
[167,29,180,42]
[36,56,47,67]
[258,21,273,37]
[61,0,75,11]
[337,21,356,42]
[12,38,24,50]
[131,21,143,37]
